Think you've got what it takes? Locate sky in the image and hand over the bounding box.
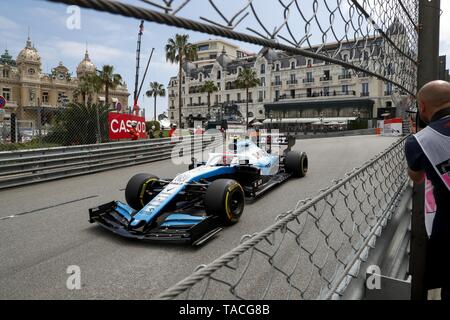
[1,0,449,120]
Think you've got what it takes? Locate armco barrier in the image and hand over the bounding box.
[0,134,220,189]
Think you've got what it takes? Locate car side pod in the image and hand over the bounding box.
[89,201,222,246]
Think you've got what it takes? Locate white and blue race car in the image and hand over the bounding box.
[89,135,308,245]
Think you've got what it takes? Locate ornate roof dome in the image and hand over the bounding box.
[16,37,41,65]
[77,50,96,76]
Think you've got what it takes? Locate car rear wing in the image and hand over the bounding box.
[259,132,296,153]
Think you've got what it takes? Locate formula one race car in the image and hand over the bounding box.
[89,134,308,245]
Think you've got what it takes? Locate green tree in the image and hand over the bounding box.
[45,102,110,146]
[165,34,198,128]
[236,68,260,129]
[74,73,102,105]
[146,82,166,122]
[97,65,122,108]
[200,80,218,119]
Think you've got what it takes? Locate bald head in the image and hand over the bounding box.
[417,80,450,122]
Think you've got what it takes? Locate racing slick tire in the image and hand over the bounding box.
[125,173,159,211]
[205,179,245,226]
[285,151,308,178]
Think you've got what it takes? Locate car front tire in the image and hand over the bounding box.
[125,173,159,211]
[205,179,245,226]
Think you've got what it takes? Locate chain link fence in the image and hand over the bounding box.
[42,0,418,299]
[158,136,408,300]
[0,104,149,150]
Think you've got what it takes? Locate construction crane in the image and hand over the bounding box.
[132,20,155,117]
[133,20,144,115]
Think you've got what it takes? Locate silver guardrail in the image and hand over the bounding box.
[0,134,220,190]
[157,136,409,300]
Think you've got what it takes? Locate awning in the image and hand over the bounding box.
[264,98,374,111]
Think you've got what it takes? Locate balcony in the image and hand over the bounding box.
[320,76,333,82]
[338,74,352,80]
[272,81,282,86]
[187,102,206,107]
[385,91,393,96]
[274,90,357,102]
[287,80,298,85]
[360,92,370,97]
[302,78,315,83]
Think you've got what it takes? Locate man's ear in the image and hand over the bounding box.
[418,100,427,115]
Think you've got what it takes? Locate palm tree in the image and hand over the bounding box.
[200,80,218,119]
[97,65,122,108]
[236,68,260,129]
[165,34,198,128]
[146,82,166,122]
[74,74,102,105]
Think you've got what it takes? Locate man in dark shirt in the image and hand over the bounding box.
[405,80,450,300]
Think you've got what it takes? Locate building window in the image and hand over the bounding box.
[275,64,280,72]
[323,87,330,96]
[342,85,349,94]
[28,68,35,75]
[226,94,230,103]
[2,88,11,101]
[237,93,241,102]
[275,75,281,85]
[189,97,193,106]
[261,64,266,74]
[306,72,313,82]
[291,61,296,70]
[385,82,393,95]
[198,44,209,51]
[275,90,280,101]
[362,83,369,96]
[2,69,9,78]
[290,89,295,98]
[307,59,312,67]
[258,91,264,102]
[248,92,252,102]
[29,89,36,102]
[260,77,266,87]
[198,97,202,105]
[217,70,221,80]
[199,74,203,82]
[42,91,49,104]
[290,74,296,84]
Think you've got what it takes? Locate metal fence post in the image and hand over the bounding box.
[411,0,441,301]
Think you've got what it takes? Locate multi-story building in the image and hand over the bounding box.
[167,37,402,129]
[0,36,129,125]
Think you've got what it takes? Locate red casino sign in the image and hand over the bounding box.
[108,113,147,140]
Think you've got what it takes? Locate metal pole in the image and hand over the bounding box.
[410,0,441,301]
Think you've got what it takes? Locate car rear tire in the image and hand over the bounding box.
[125,173,159,211]
[285,151,308,178]
[205,179,245,226]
